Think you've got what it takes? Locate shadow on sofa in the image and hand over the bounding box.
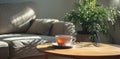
[0,2,75,59]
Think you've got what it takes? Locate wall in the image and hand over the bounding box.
[35,0,75,19]
[97,0,110,6]
[1,0,119,20]
[0,0,75,20]
[97,0,120,9]
[109,0,120,10]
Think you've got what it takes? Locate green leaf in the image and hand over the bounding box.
[64,0,117,35]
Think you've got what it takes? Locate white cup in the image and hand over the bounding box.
[55,35,76,46]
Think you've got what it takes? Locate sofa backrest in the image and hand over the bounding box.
[0,3,36,34]
[27,19,76,36]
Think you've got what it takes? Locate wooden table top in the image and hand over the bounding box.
[36,42,120,57]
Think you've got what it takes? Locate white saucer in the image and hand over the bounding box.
[52,43,73,49]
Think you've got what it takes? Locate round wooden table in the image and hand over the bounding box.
[36,42,120,59]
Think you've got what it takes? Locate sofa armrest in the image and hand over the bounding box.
[50,21,76,35]
[0,3,36,34]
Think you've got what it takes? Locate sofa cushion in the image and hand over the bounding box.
[0,34,55,59]
[27,19,59,35]
[50,21,76,35]
[0,3,36,34]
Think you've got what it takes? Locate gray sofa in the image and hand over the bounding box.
[0,3,75,59]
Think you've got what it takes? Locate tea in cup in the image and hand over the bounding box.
[55,35,76,46]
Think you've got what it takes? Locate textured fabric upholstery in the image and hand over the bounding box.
[0,41,9,59]
[51,21,76,35]
[0,3,36,34]
[27,19,76,35]
[27,19,59,35]
[0,34,55,59]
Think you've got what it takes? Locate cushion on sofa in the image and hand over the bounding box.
[0,34,55,59]
[50,21,76,35]
[27,19,59,35]
[0,3,36,34]
[0,34,56,59]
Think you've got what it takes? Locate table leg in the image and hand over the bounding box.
[44,53,48,59]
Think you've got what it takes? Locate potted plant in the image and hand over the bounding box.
[64,0,117,43]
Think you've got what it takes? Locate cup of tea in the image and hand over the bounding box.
[55,35,76,46]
